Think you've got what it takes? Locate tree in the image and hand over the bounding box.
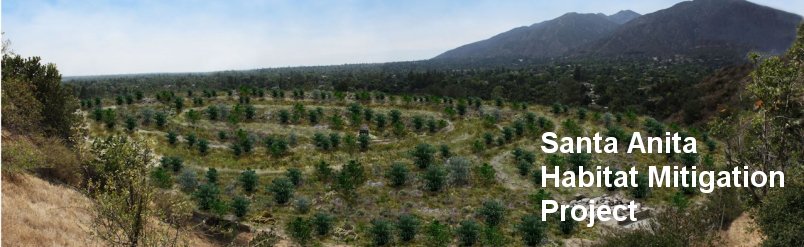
[173,97,184,113]
[517,159,532,177]
[755,181,804,247]
[446,156,471,186]
[244,104,256,120]
[295,197,311,214]
[518,215,547,246]
[166,131,178,145]
[559,208,578,235]
[386,162,409,188]
[85,136,183,246]
[159,156,183,172]
[314,160,333,183]
[424,220,451,247]
[278,109,291,124]
[194,183,220,211]
[103,109,117,129]
[231,196,250,218]
[423,164,447,192]
[1,54,78,140]
[397,214,420,242]
[358,133,370,151]
[329,133,341,149]
[185,133,197,148]
[178,169,198,192]
[478,200,505,227]
[154,111,167,128]
[370,218,393,246]
[286,217,312,246]
[125,116,137,131]
[206,168,218,185]
[389,109,402,124]
[375,113,387,130]
[439,144,451,159]
[197,139,209,155]
[269,177,294,204]
[286,167,303,186]
[412,115,425,131]
[239,169,258,193]
[632,174,650,199]
[411,143,436,169]
[335,160,366,199]
[312,212,334,236]
[477,163,496,186]
[150,167,172,189]
[185,109,201,124]
[457,220,480,246]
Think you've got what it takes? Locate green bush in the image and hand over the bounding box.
[370,218,393,246]
[478,200,506,227]
[268,177,294,204]
[456,220,480,246]
[397,214,420,242]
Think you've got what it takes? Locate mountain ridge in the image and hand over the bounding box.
[435,0,802,61]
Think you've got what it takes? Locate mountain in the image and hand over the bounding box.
[606,10,641,24]
[579,0,802,58]
[435,0,802,61]
[434,12,623,59]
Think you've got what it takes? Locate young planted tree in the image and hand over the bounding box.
[424,220,452,247]
[478,200,506,227]
[358,133,370,151]
[457,220,480,246]
[195,183,221,211]
[286,167,303,187]
[423,164,447,192]
[197,139,209,155]
[411,143,436,169]
[370,218,393,246]
[334,160,366,200]
[239,169,259,193]
[269,177,294,204]
[518,215,547,246]
[231,196,250,218]
[476,163,496,186]
[386,162,409,188]
[166,131,178,145]
[312,212,334,236]
[154,111,167,128]
[446,156,471,186]
[397,214,420,242]
[286,216,312,246]
[206,168,219,185]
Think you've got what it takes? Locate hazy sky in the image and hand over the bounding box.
[3,0,803,76]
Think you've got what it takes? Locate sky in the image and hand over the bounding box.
[2,0,803,76]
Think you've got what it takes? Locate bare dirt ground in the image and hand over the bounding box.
[721,213,764,247]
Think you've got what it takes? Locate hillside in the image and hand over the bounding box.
[434,12,623,59]
[579,0,802,58]
[436,0,801,61]
[2,173,100,246]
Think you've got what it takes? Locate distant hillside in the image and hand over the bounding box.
[579,0,802,58]
[436,0,801,61]
[434,12,625,59]
[606,10,641,24]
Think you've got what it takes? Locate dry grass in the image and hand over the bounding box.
[2,173,100,247]
[720,213,764,247]
[1,173,220,247]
